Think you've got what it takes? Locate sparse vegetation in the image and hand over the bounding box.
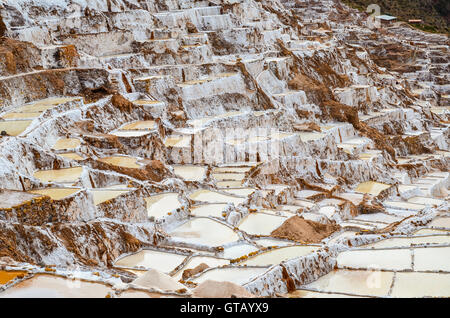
[343,0,449,34]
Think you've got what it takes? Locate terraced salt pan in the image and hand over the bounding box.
[119,120,156,130]
[173,165,206,182]
[217,181,243,188]
[190,204,228,218]
[337,249,412,271]
[110,130,152,137]
[33,167,83,183]
[413,246,450,272]
[222,188,255,197]
[390,272,450,297]
[0,274,111,298]
[364,236,450,248]
[317,206,336,218]
[212,172,246,181]
[59,153,84,161]
[115,250,187,273]
[190,267,267,285]
[98,156,141,169]
[145,193,182,219]
[189,189,246,206]
[91,189,131,205]
[303,269,394,297]
[255,238,295,247]
[220,243,259,259]
[169,218,239,247]
[212,167,252,173]
[353,213,402,224]
[164,135,191,147]
[0,271,26,286]
[383,201,426,211]
[238,213,286,236]
[355,181,391,196]
[413,228,449,235]
[407,197,445,206]
[0,120,32,136]
[265,184,289,195]
[29,188,81,200]
[298,132,326,142]
[52,138,81,150]
[240,246,318,267]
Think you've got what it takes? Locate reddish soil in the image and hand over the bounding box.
[271,215,340,243]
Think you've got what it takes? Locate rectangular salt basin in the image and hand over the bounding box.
[240,246,318,267]
[190,204,228,218]
[383,201,426,211]
[115,250,187,273]
[146,193,182,219]
[59,153,84,161]
[222,188,255,197]
[337,249,412,271]
[211,172,246,181]
[98,156,141,169]
[303,269,394,297]
[29,188,81,200]
[190,267,267,285]
[169,218,239,247]
[189,189,246,206]
[353,213,402,224]
[173,165,207,182]
[364,236,450,249]
[355,181,391,196]
[52,138,81,150]
[217,181,244,188]
[110,130,152,137]
[327,231,358,244]
[164,135,191,147]
[390,272,450,297]
[33,167,83,183]
[220,243,259,260]
[0,274,112,298]
[120,120,156,130]
[238,213,286,236]
[0,120,32,136]
[407,197,445,206]
[413,246,450,272]
[212,167,252,173]
[91,189,131,205]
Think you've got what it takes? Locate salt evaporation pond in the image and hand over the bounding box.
[0,120,32,136]
[189,189,246,206]
[115,250,187,273]
[0,271,26,286]
[390,272,450,297]
[145,193,182,219]
[240,246,318,267]
[355,181,391,196]
[190,267,267,285]
[222,188,255,197]
[220,243,259,259]
[303,269,394,297]
[172,256,229,281]
[413,246,450,271]
[120,120,156,130]
[0,275,112,298]
[91,189,131,205]
[33,167,83,183]
[52,138,81,150]
[364,236,450,249]
[337,249,412,271]
[190,204,228,218]
[169,218,239,247]
[173,165,207,181]
[29,188,81,200]
[238,213,286,236]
